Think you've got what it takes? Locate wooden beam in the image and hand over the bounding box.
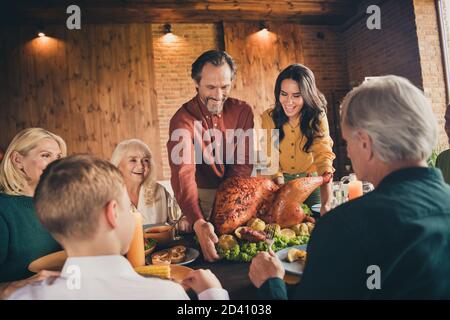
[1,1,358,25]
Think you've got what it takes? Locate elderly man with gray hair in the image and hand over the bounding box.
[249,75,450,299]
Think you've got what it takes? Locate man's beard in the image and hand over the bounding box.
[206,97,226,115]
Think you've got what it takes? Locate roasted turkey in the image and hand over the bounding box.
[211,177,279,235]
[212,173,332,234]
[261,173,333,227]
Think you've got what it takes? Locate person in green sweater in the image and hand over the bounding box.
[0,128,66,298]
[435,104,450,184]
[249,75,450,299]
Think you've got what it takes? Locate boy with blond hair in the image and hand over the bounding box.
[9,155,228,300]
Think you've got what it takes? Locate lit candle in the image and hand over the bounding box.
[126,210,145,267]
[348,177,363,200]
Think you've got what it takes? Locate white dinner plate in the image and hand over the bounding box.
[276,244,307,276]
[148,247,199,266]
[311,204,321,214]
[176,248,199,266]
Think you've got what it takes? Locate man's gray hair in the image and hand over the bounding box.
[341,75,438,162]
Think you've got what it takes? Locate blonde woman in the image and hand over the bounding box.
[111,139,183,227]
[0,128,66,298]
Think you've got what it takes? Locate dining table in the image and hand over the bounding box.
[167,233,300,300]
[189,256,257,299]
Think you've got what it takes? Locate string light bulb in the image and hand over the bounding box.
[37,23,46,37]
[259,21,268,32]
[163,24,172,35]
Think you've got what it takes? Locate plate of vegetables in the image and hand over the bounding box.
[216,215,314,262]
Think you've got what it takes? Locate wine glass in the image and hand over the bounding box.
[362,181,375,194]
[167,196,183,241]
[330,181,344,209]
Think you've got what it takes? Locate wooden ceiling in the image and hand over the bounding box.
[2,0,360,25]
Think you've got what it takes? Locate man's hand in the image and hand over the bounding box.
[274,176,285,185]
[178,216,193,233]
[181,269,222,294]
[320,175,333,216]
[0,270,60,300]
[249,251,285,288]
[194,219,220,262]
[320,202,332,216]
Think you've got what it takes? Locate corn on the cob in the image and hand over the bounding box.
[134,265,171,279]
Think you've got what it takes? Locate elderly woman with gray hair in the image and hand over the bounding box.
[249,75,450,299]
[111,139,169,225]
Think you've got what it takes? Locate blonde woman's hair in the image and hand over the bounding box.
[0,128,67,195]
[35,154,126,240]
[340,75,438,163]
[110,139,158,205]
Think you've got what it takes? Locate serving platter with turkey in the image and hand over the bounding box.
[210,174,332,262]
[211,173,332,236]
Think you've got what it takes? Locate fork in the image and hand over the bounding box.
[265,225,276,254]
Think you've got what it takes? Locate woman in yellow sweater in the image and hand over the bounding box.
[262,64,335,215]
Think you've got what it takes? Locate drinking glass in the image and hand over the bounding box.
[341,173,363,200]
[167,196,183,240]
[330,181,345,209]
[362,181,375,194]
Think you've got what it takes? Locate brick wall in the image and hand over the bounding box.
[344,0,448,151]
[414,0,448,150]
[300,26,349,95]
[298,25,350,177]
[152,23,221,178]
[343,0,423,88]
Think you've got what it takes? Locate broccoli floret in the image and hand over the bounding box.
[285,235,310,247]
[239,242,258,256]
[271,235,291,252]
[288,237,301,246]
[299,235,310,244]
[257,241,268,251]
[228,244,240,260]
[245,243,257,254]
[144,238,156,250]
[302,204,312,216]
[216,245,228,258]
[240,253,252,262]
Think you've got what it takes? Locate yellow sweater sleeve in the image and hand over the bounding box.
[310,113,336,176]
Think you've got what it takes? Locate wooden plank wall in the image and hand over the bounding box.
[0,24,163,178]
[223,22,305,119]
